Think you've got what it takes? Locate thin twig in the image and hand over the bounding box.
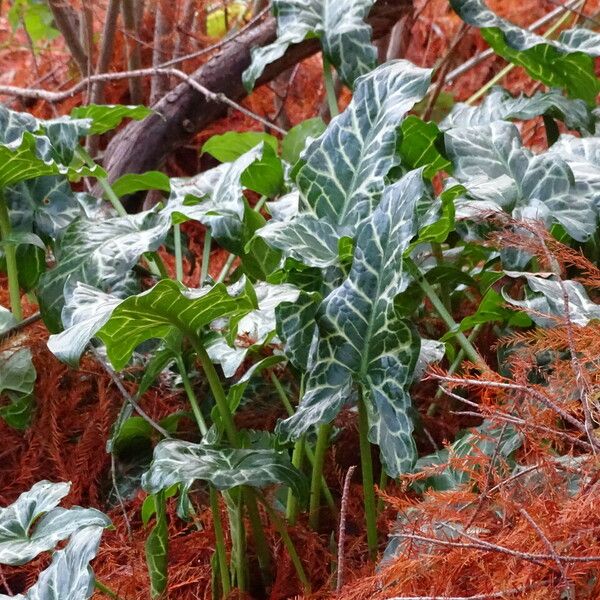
[535,232,597,453]
[91,0,122,105]
[89,345,170,438]
[397,530,600,564]
[387,585,541,600]
[336,465,356,592]
[150,0,171,104]
[422,23,468,121]
[519,506,568,583]
[0,67,287,134]
[0,311,42,344]
[430,373,595,445]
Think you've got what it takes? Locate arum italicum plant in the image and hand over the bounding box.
[3,0,600,595]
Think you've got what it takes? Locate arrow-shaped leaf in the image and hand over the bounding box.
[0,525,105,600]
[243,0,377,90]
[277,170,425,477]
[142,439,308,502]
[97,278,257,370]
[440,86,594,133]
[0,480,110,566]
[450,0,600,103]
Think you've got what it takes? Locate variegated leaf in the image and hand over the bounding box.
[277,170,425,477]
[256,214,344,268]
[445,122,597,241]
[97,279,257,370]
[503,271,600,327]
[440,87,594,133]
[37,210,169,332]
[450,0,600,103]
[47,284,121,366]
[142,439,308,502]
[296,60,432,229]
[0,106,97,187]
[165,145,262,255]
[275,291,321,371]
[207,282,299,376]
[243,0,377,90]
[0,481,110,566]
[0,525,104,600]
[5,176,80,239]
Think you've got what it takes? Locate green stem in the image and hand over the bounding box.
[376,470,388,513]
[94,579,124,600]
[322,55,339,118]
[0,190,22,321]
[255,491,311,592]
[308,423,331,530]
[210,486,232,598]
[216,253,236,284]
[286,436,305,524]
[244,489,273,587]
[357,390,378,561]
[75,146,127,216]
[270,372,337,516]
[412,264,486,368]
[189,335,272,587]
[190,337,239,446]
[232,491,247,592]
[176,355,208,436]
[174,223,184,282]
[201,230,212,285]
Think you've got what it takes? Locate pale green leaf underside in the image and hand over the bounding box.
[0,525,104,600]
[47,284,122,366]
[243,0,377,90]
[142,439,308,502]
[0,480,109,566]
[97,279,257,370]
[277,170,425,477]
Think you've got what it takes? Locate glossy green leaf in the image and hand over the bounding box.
[0,347,36,429]
[450,0,600,103]
[70,104,152,135]
[111,171,171,198]
[243,0,377,90]
[440,86,595,133]
[281,118,327,165]
[277,170,426,477]
[165,145,262,254]
[97,278,257,370]
[37,210,168,332]
[202,131,278,162]
[0,480,110,566]
[0,525,105,600]
[0,106,97,187]
[296,61,432,229]
[256,214,344,268]
[400,116,451,178]
[142,439,308,501]
[275,291,320,370]
[6,176,80,238]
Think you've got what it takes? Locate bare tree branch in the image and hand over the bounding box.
[121,0,143,104]
[47,0,89,76]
